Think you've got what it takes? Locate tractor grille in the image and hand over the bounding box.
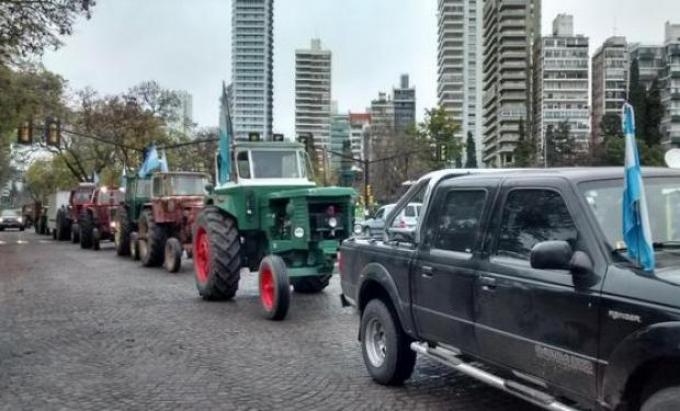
[308,201,347,241]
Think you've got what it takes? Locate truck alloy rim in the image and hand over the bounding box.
[259,265,274,311]
[194,227,210,284]
[365,318,386,367]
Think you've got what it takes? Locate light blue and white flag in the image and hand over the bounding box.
[622,102,655,272]
[138,145,163,178]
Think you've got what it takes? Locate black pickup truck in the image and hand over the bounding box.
[339,168,680,411]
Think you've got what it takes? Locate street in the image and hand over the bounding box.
[0,230,537,410]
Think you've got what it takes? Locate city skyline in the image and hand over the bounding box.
[41,0,680,139]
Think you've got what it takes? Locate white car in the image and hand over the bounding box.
[356,203,422,239]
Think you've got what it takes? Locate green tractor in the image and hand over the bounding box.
[114,175,152,259]
[193,140,356,320]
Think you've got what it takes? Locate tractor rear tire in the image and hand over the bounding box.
[258,255,290,321]
[164,237,182,273]
[56,210,70,241]
[115,207,131,256]
[71,223,80,244]
[130,232,140,261]
[139,209,167,267]
[79,212,93,249]
[292,274,331,294]
[192,207,241,300]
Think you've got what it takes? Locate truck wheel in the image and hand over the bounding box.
[92,228,101,251]
[52,228,57,240]
[130,232,140,261]
[56,210,70,241]
[115,207,131,256]
[164,237,182,273]
[79,212,93,249]
[139,209,166,267]
[258,255,290,321]
[642,386,680,411]
[192,207,241,300]
[360,299,416,385]
[292,274,331,294]
[71,223,80,244]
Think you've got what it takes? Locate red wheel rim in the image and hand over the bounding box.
[259,264,274,311]
[194,227,210,284]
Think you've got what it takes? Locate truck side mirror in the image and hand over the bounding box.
[530,241,572,270]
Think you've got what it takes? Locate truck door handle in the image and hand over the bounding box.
[421,266,434,278]
[480,276,497,291]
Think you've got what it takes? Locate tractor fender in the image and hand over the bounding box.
[602,322,680,408]
[357,262,416,339]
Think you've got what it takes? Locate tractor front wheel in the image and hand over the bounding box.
[258,255,290,321]
[71,223,80,244]
[92,228,101,251]
[292,274,331,294]
[139,209,166,267]
[164,237,182,273]
[192,207,241,300]
[80,212,94,249]
[130,232,140,260]
[115,207,131,256]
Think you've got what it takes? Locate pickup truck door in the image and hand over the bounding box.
[411,179,496,353]
[475,181,604,400]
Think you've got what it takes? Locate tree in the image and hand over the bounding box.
[415,106,462,170]
[0,0,96,63]
[643,78,664,147]
[24,156,78,202]
[464,131,477,168]
[513,119,534,167]
[545,121,575,167]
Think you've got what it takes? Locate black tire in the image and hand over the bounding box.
[56,210,70,241]
[139,209,167,267]
[642,386,680,411]
[52,228,57,240]
[130,232,140,261]
[164,237,182,273]
[258,255,290,321]
[71,223,80,244]
[360,299,416,385]
[115,206,131,256]
[79,212,93,249]
[92,228,101,251]
[292,274,331,294]
[192,206,241,300]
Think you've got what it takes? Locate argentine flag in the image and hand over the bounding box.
[622,102,655,272]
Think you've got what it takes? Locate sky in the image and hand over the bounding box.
[42,0,680,138]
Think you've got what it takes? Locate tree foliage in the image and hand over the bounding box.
[464,131,477,168]
[0,0,95,63]
[24,156,78,202]
[513,119,534,167]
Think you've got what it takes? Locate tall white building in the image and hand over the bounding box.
[482,0,541,167]
[660,22,680,147]
[533,15,590,164]
[231,0,274,140]
[295,38,332,151]
[437,0,484,166]
[591,36,629,145]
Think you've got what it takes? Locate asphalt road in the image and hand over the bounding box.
[0,230,538,410]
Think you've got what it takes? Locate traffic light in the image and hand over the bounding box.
[45,118,61,147]
[17,120,33,145]
[248,132,260,142]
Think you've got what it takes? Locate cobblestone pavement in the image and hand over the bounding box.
[0,231,538,410]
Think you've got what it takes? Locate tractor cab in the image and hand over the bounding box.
[149,172,210,225]
[231,141,314,186]
[93,186,123,206]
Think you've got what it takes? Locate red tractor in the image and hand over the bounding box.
[79,186,123,251]
[55,183,96,242]
[134,172,209,272]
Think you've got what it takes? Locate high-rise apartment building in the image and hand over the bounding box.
[231,0,274,140]
[533,15,590,164]
[660,22,680,147]
[629,44,666,90]
[437,0,484,166]
[349,112,371,161]
[295,38,332,151]
[591,36,629,144]
[393,74,416,132]
[482,0,541,167]
[169,90,194,135]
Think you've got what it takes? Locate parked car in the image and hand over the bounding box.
[0,209,24,231]
[355,203,421,239]
[340,167,680,411]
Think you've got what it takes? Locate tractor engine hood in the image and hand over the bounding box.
[264,186,355,201]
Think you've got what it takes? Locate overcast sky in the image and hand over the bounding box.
[42,0,680,137]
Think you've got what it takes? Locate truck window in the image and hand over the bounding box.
[431,190,486,253]
[237,151,251,179]
[496,189,577,260]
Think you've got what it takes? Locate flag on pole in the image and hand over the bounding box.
[622,102,655,272]
[138,144,163,178]
[120,163,127,192]
[217,82,232,185]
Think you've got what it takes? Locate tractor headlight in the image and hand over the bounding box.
[17,217,22,223]
[328,217,338,228]
[294,227,305,238]
[353,224,362,235]
[110,221,117,229]
[0,218,4,223]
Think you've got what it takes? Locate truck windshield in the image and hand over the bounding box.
[250,150,304,179]
[580,177,680,249]
[1,209,18,217]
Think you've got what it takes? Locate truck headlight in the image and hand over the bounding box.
[353,224,362,235]
[110,221,117,229]
[17,217,22,223]
[328,217,338,228]
[294,227,305,238]
[0,218,4,223]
